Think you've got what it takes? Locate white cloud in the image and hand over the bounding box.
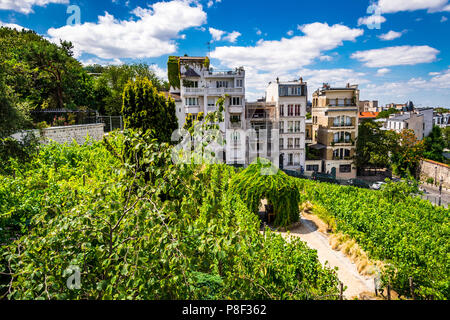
[441,16,448,22]
[207,0,221,8]
[357,14,386,27]
[362,68,450,104]
[223,31,241,43]
[0,20,28,30]
[211,23,364,73]
[378,30,404,41]
[80,57,123,66]
[377,0,449,13]
[47,0,207,59]
[287,30,294,36]
[319,55,333,61]
[209,27,240,43]
[149,64,168,80]
[377,68,391,75]
[351,45,439,68]
[0,0,69,14]
[429,71,441,76]
[209,27,226,41]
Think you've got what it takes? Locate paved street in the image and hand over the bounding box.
[419,184,450,208]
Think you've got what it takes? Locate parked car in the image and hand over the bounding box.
[344,179,372,189]
[370,181,386,190]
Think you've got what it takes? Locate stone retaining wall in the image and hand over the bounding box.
[420,159,450,188]
[40,124,105,145]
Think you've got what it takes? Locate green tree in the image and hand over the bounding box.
[423,126,445,162]
[391,129,425,178]
[0,27,94,110]
[355,120,399,173]
[377,108,400,119]
[89,63,169,115]
[122,77,178,143]
[443,126,450,149]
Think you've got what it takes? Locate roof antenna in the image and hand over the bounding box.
[206,41,211,57]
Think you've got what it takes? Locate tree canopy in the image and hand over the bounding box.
[87,63,170,115]
[122,77,178,143]
[0,27,94,111]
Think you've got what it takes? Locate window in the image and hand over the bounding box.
[295,138,300,148]
[236,79,243,88]
[230,115,241,123]
[288,105,294,116]
[279,138,284,149]
[333,148,351,160]
[231,131,241,145]
[279,121,284,133]
[288,121,294,133]
[231,97,241,106]
[294,121,301,133]
[217,81,229,88]
[340,165,352,173]
[288,138,293,149]
[333,116,352,127]
[288,154,294,166]
[295,105,301,116]
[185,97,199,106]
[208,98,216,107]
[280,105,284,117]
[307,165,319,172]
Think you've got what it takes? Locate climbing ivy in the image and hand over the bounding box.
[230,160,302,228]
[167,56,180,89]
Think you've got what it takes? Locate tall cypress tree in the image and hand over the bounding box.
[122,77,178,143]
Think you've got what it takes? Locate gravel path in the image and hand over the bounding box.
[279,217,376,299]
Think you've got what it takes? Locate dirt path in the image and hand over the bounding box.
[279,217,375,299]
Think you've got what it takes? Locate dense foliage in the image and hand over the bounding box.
[296,178,449,299]
[122,78,178,143]
[167,56,180,89]
[356,120,426,178]
[423,126,446,163]
[230,161,302,227]
[0,27,94,110]
[86,63,169,116]
[0,131,340,300]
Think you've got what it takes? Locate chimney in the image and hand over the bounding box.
[347,83,350,88]
[300,77,303,83]
[276,77,279,83]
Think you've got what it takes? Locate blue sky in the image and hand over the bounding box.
[1,0,450,107]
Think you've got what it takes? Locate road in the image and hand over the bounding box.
[419,184,450,208]
[279,217,376,299]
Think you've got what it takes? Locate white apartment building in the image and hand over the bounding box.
[382,108,433,140]
[169,56,246,165]
[266,78,307,171]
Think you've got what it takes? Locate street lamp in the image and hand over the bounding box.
[439,177,443,207]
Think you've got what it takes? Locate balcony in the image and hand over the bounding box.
[185,105,201,114]
[229,105,244,113]
[204,69,244,77]
[229,121,243,129]
[207,87,244,95]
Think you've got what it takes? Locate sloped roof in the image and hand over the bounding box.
[183,68,200,77]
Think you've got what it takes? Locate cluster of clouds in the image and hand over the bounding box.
[0,0,69,14]
[209,27,241,43]
[1,0,449,104]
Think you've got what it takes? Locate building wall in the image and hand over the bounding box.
[420,159,450,189]
[40,124,105,145]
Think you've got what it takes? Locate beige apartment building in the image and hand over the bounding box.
[310,83,360,179]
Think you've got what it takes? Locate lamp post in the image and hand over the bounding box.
[439,177,443,207]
